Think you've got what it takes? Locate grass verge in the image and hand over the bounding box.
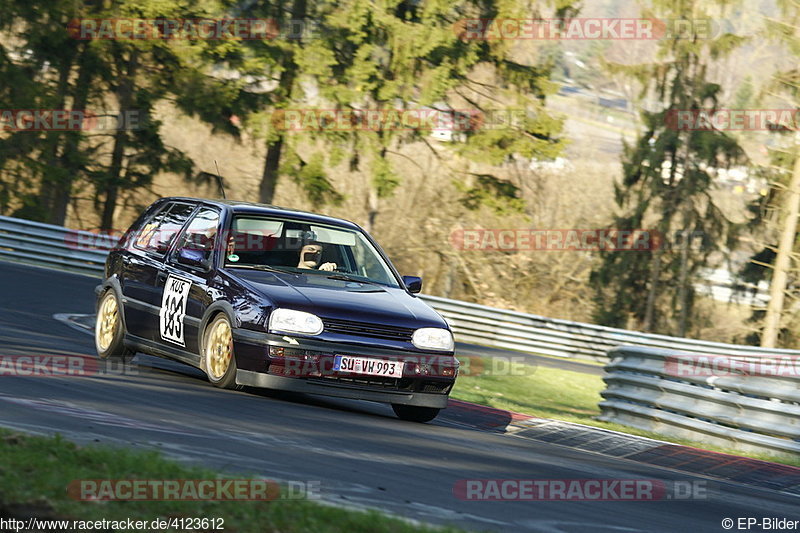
[450,358,800,468]
[0,429,458,533]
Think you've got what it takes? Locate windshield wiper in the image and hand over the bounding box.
[326,273,378,285]
[230,264,297,275]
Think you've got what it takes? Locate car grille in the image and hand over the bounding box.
[420,380,453,394]
[312,375,415,391]
[310,375,451,395]
[322,318,414,341]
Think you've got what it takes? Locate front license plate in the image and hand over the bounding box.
[333,355,405,378]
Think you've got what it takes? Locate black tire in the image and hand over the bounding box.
[392,404,441,423]
[95,290,134,361]
[203,314,241,390]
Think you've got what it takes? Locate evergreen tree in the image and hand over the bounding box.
[234,0,572,228]
[0,0,89,224]
[82,0,218,229]
[590,0,748,335]
[738,0,800,347]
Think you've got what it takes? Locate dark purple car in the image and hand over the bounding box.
[94,197,458,422]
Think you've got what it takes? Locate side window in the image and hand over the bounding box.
[131,205,168,251]
[353,237,390,281]
[133,203,195,256]
[118,202,165,250]
[175,207,220,257]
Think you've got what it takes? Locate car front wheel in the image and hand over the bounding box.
[203,314,241,390]
[392,404,441,423]
[95,290,133,361]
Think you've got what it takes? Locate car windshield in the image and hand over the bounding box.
[223,215,400,288]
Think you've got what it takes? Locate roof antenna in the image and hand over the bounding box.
[214,160,227,199]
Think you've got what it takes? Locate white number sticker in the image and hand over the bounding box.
[159,275,192,346]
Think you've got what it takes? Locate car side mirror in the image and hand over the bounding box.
[177,247,211,271]
[402,275,422,294]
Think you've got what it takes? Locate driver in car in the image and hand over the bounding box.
[297,243,337,271]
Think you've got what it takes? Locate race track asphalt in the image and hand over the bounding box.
[0,261,797,532]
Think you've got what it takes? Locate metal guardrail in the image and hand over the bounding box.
[421,294,800,363]
[0,216,115,276]
[2,214,799,362]
[599,346,800,457]
[3,215,799,455]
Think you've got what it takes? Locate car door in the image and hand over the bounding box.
[156,206,222,359]
[118,202,169,340]
[121,201,197,341]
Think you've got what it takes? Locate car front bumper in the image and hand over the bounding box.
[232,328,458,409]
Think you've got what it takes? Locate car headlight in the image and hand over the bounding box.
[268,308,323,336]
[412,328,454,351]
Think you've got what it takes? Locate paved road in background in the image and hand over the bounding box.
[0,261,796,532]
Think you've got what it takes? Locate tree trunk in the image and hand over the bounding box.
[39,50,75,224]
[365,187,379,234]
[761,151,800,347]
[642,243,663,332]
[644,197,676,331]
[676,227,691,337]
[260,136,284,204]
[644,134,686,332]
[258,0,306,204]
[52,44,94,226]
[101,51,138,231]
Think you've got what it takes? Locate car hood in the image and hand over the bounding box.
[229,270,448,329]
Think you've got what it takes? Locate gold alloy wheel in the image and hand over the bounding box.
[96,293,119,352]
[206,317,233,380]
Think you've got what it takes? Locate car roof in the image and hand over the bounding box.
[161,197,362,230]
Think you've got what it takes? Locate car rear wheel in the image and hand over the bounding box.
[392,404,441,423]
[203,314,241,390]
[95,290,133,360]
